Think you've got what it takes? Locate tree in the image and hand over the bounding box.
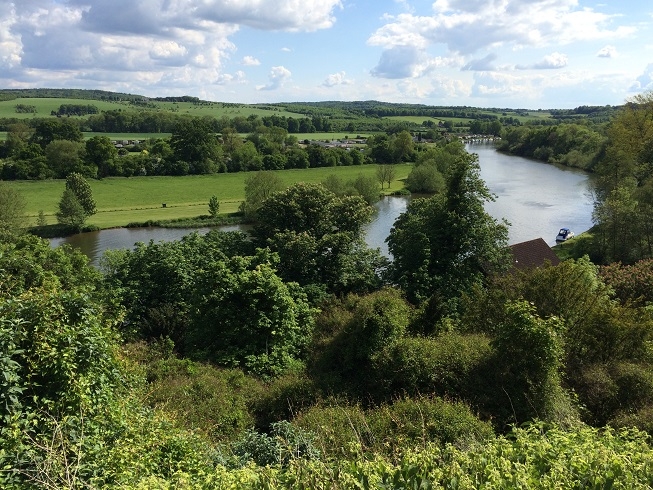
[56,173,97,229]
[352,173,380,205]
[387,151,510,306]
[56,188,86,229]
[86,135,118,177]
[253,183,384,294]
[208,195,220,217]
[186,252,315,377]
[391,130,414,162]
[0,183,27,234]
[239,171,284,219]
[170,117,221,172]
[66,172,96,217]
[45,139,90,178]
[405,162,445,194]
[376,165,396,190]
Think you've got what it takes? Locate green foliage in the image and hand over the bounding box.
[308,289,411,392]
[370,333,493,401]
[231,421,320,468]
[208,195,219,217]
[253,182,384,294]
[491,300,570,427]
[0,182,27,233]
[128,344,263,443]
[56,187,86,230]
[239,170,284,219]
[387,151,510,305]
[187,252,316,377]
[101,230,254,344]
[293,397,493,460]
[600,259,653,306]
[404,162,445,193]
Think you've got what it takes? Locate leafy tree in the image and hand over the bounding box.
[492,300,571,427]
[65,172,96,217]
[45,139,90,178]
[56,173,97,229]
[391,130,414,162]
[86,135,118,177]
[101,231,255,346]
[30,118,83,148]
[56,188,86,229]
[376,164,396,190]
[0,183,27,234]
[351,173,380,205]
[253,182,384,294]
[186,251,316,377]
[387,151,510,306]
[208,195,220,217]
[239,171,285,219]
[228,141,262,172]
[405,162,445,193]
[170,117,221,172]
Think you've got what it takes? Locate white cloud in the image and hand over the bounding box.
[517,52,569,70]
[322,71,352,87]
[257,65,291,90]
[371,45,459,79]
[368,0,636,57]
[242,55,261,66]
[463,54,498,71]
[630,63,653,92]
[597,45,617,58]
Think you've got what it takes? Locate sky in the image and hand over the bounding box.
[1,0,652,109]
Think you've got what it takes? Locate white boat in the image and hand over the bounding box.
[555,228,574,242]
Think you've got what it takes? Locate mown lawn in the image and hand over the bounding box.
[11,164,412,228]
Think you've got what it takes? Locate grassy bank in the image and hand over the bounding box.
[12,164,412,229]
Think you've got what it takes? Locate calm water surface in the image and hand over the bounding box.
[52,143,594,266]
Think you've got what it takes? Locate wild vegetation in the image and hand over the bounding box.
[2,89,653,488]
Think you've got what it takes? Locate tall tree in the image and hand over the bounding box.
[56,173,97,229]
[387,151,510,306]
[170,117,220,172]
[86,135,118,177]
[0,183,27,234]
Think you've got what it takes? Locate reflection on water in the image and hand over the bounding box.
[51,143,594,266]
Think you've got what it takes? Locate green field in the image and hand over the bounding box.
[0,97,306,120]
[11,165,412,228]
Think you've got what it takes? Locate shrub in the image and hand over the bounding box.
[370,333,493,401]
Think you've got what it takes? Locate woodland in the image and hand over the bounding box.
[1,90,653,488]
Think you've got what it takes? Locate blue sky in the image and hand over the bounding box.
[1,0,652,108]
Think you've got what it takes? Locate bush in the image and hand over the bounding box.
[293,397,493,460]
[230,421,320,467]
[370,333,493,401]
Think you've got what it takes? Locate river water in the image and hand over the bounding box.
[51,143,595,266]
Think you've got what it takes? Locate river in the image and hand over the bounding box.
[51,143,595,266]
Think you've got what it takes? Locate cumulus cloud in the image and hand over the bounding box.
[630,63,653,92]
[242,55,261,66]
[368,0,636,56]
[463,54,498,71]
[1,0,344,95]
[322,71,352,87]
[517,52,569,70]
[371,45,457,79]
[257,65,291,90]
[597,45,617,58]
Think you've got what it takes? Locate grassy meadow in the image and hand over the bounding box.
[0,97,306,120]
[12,164,412,229]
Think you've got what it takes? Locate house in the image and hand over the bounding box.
[508,238,561,271]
